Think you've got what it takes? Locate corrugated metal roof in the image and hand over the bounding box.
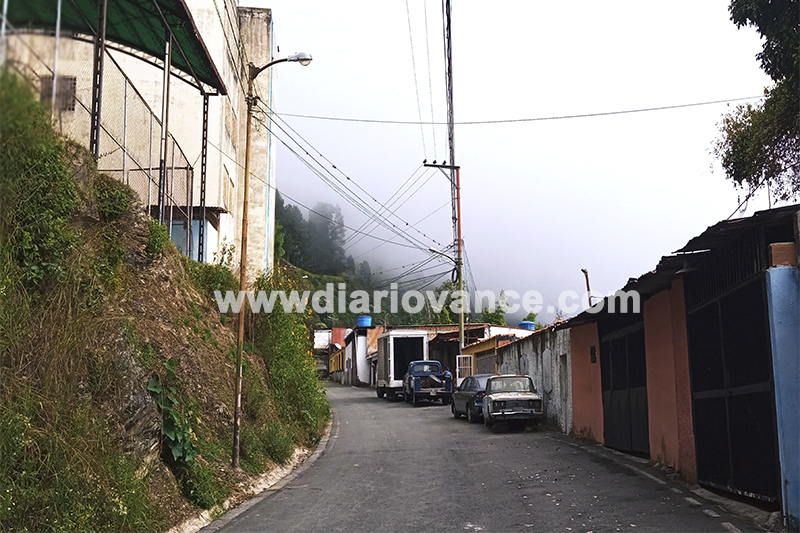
[7,0,226,94]
[559,204,800,329]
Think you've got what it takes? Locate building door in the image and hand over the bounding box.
[686,274,779,502]
[600,321,649,455]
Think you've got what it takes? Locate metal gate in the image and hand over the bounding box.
[686,273,780,501]
[600,318,649,455]
[456,354,473,387]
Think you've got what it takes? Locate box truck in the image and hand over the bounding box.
[376,330,428,401]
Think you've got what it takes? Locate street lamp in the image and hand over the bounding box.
[581,268,593,307]
[233,52,312,470]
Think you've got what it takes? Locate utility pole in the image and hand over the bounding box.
[425,163,463,355]
[440,0,462,351]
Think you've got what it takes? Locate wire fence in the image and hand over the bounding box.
[4,30,194,257]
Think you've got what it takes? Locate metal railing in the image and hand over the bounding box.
[5,29,194,257]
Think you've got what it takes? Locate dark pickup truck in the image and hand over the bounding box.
[402,360,452,406]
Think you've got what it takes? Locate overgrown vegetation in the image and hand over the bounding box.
[186,258,238,297]
[0,68,165,532]
[0,69,79,292]
[0,69,330,532]
[253,267,330,446]
[146,218,170,258]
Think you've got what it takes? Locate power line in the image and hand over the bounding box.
[254,112,440,253]
[405,0,427,158]
[344,166,438,250]
[342,164,425,245]
[276,95,765,126]
[201,136,423,250]
[264,121,433,250]
[259,106,445,250]
[423,0,438,157]
[351,198,452,260]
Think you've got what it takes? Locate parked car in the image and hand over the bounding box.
[451,373,496,423]
[482,374,543,430]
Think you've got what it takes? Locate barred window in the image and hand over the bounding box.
[40,76,76,112]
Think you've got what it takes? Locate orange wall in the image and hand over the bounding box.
[570,322,604,443]
[670,278,697,483]
[643,279,697,483]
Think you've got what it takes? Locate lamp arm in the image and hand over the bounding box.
[249,57,289,80]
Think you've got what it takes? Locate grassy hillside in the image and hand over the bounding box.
[0,69,328,532]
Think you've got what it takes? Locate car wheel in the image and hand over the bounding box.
[467,404,475,424]
[452,401,461,419]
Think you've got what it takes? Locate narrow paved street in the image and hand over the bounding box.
[204,383,759,533]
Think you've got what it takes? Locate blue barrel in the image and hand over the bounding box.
[357,315,372,327]
[519,321,535,330]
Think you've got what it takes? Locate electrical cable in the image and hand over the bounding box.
[351,197,452,260]
[275,96,765,126]
[405,0,427,158]
[344,166,437,250]
[423,0,438,157]
[201,136,423,250]
[257,106,444,250]
[266,109,433,248]
[342,164,425,245]
[254,113,439,252]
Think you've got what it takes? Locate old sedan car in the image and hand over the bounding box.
[451,373,496,423]
[481,374,543,430]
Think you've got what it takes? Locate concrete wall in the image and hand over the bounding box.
[475,353,497,374]
[569,322,603,442]
[643,279,697,483]
[496,328,572,433]
[766,267,800,531]
[355,331,370,385]
[344,341,353,386]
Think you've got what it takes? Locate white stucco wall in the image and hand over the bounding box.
[496,328,572,433]
[10,1,277,276]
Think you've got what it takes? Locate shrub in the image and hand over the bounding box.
[145,218,170,258]
[177,463,227,510]
[240,422,294,474]
[93,173,133,221]
[0,69,79,289]
[187,260,238,298]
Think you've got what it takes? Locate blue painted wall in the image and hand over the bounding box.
[766,267,800,531]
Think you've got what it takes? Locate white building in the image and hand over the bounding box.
[4,0,279,280]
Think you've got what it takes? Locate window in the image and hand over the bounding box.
[40,76,76,111]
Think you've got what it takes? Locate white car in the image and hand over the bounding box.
[482,374,543,430]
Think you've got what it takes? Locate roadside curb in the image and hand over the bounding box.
[182,416,333,533]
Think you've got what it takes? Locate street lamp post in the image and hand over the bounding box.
[233,52,311,470]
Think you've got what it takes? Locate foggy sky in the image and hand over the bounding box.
[243,0,775,325]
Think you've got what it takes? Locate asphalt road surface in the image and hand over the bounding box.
[203,383,760,533]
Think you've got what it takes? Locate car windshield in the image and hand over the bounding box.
[475,376,491,390]
[488,377,533,393]
[412,363,439,373]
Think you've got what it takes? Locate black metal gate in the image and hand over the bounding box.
[686,273,780,502]
[600,317,649,456]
